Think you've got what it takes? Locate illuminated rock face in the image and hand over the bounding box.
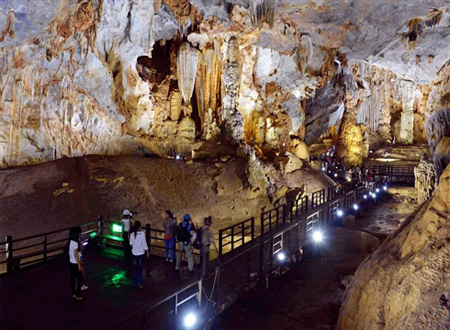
[338,164,450,330]
[0,1,449,167]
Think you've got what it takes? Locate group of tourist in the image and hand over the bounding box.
[67,210,217,301]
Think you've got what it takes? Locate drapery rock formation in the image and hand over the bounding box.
[414,155,437,204]
[338,164,450,329]
[0,1,449,167]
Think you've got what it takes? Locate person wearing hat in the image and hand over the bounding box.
[175,214,196,272]
[121,210,134,258]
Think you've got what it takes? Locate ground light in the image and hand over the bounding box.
[184,313,197,328]
[175,155,181,160]
[312,231,323,243]
[371,193,377,199]
[376,188,380,193]
[363,194,368,199]
[353,204,359,210]
[337,209,344,217]
[277,252,286,261]
[334,173,338,177]
[112,224,122,233]
[383,186,387,191]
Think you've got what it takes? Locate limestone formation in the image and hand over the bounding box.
[338,164,450,330]
[414,156,437,204]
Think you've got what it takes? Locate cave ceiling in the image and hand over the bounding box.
[0,0,449,167]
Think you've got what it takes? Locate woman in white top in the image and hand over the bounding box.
[68,227,84,301]
[129,221,149,289]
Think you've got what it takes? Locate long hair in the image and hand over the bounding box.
[69,227,82,243]
[67,227,82,253]
[132,221,141,239]
[165,210,173,218]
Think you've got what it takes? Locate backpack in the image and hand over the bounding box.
[177,222,191,242]
[193,227,203,250]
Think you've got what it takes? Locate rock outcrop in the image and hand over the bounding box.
[338,164,450,329]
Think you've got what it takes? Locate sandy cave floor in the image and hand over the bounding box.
[212,185,420,330]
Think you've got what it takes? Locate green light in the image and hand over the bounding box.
[112,224,122,233]
[90,232,97,238]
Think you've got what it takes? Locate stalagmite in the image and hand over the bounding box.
[400,80,415,144]
[177,42,199,104]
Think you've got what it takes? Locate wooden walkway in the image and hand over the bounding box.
[0,165,411,329]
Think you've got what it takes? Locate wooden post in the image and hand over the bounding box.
[43,235,48,262]
[251,217,255,240]
[231,227,234,251]
[145,224,151,256]
[218,230,223,256]
[260,213,265,235]
[241,222,245,246]
[6,236,13,274]
[282,204,286,223]
[269,212,272,231]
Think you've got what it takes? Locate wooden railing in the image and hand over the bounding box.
[218,217,255,256]
[311,189,326,208]
[1,222,97,274]
[261,205,285,235]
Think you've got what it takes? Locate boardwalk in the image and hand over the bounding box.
[0,165,414,329]
[0,250,197,330]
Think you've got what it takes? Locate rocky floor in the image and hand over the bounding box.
[213,186,419,330]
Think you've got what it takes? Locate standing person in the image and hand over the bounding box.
[163,210,177,262]
[78,237,88,291]
[129,221,149,289]
[68,227,84,301]
[175,214,195,273]
[199,217,218,278]
[121,210,133,256]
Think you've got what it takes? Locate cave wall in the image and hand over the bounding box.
[0,1,448,168]
[338,163,450,329]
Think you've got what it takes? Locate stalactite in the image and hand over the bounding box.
[223,36,243,142]
[298,34,313,76]
[400,80,415,144]
[177,42,199,104]
[250,0,277,28]
[169,89,182,121]
[195,40,222,136]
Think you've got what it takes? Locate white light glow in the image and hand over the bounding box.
[184,313,197,328]
[277,252,286,261]
[353,204,359,210]
[322,167,326,171]
[175,155,181,160]
[363,195,367,199]
[376,188,380,193]
[372,193,376,199]
[383,186,387,191]
[337,209,344,217]
[312,231,323,243]
[334,173,338,177]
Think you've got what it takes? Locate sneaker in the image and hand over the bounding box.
[137,285,144,289]
[165,258,169,262]
[81,285,88,291]
[170,259,173,263]
[73,296,85,301]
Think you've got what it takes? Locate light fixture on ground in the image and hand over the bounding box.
[175,155,181,160]
[334,173,338,178]
[322,167,326,171]
[277,252,286,261]
[184,313,197,328]
[363,194,368,199]
[337,209,344,217]
[371,193,376,199]
[353,204,359,210]
[383,186,387,191]
[312,230,323,243]
[376,188,380,193]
